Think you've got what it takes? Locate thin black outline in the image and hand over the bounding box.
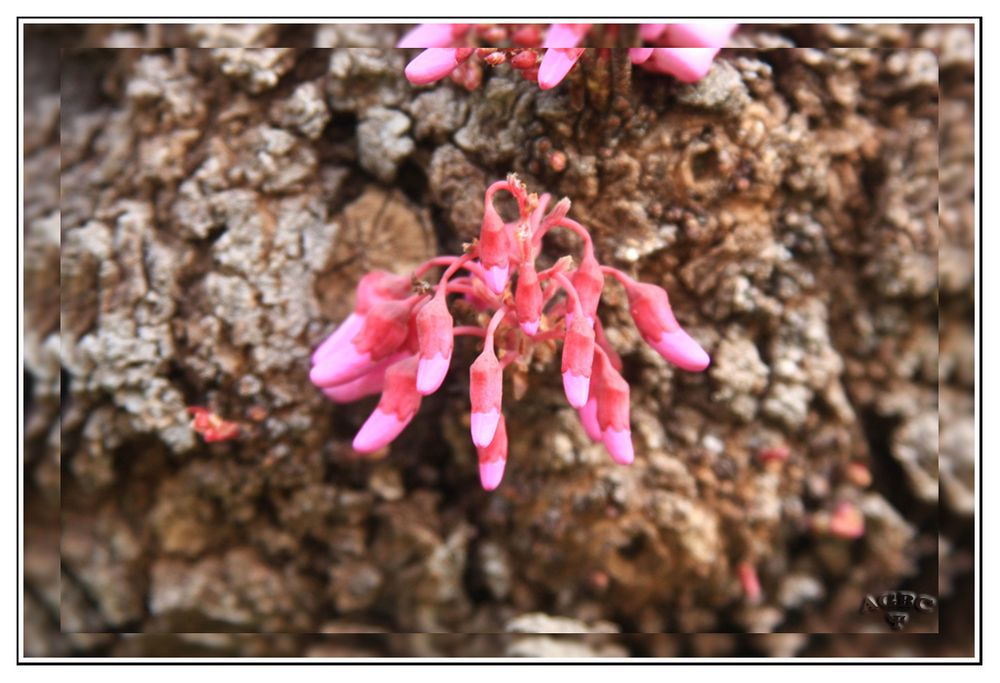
[15,15,984,665]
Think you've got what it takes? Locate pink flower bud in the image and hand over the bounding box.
[644,47,720,83]
[404,48,473,85]
[397,23,467,48]
[625,281,709,372]
[515,260,543,335]
[477,413,508,490]
[664,23,737,48]
[595,353,633,465]
[561,313,595,408]
[415,292,454,395]
[311,311,366,366]
[543,23,591,48]
[309,299,412,387]
[353,356,422,453]
[470,346,502,448]
[538,48,584,90]
[571,252,604,323]
[321,350,408,403]
[479,199,510,294]
[312,271,410,366]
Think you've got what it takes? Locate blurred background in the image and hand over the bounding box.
[22,22,975,657]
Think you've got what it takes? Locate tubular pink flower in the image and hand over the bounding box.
[479,184,511,293]
[561,313,595,408]
[571,250,603,324]
[397,23,469,48]
[620,277,709,372]
[415,291,454,395]
[470,345,502,448]
[309,299,413,387]
[543,23,591,48]
[321,351,408,403]
[594,351,633,465]
[515,260,543,335]
[353,356,422,454]
[311,311,365,366]
[645,47,720,83]
[664,23,737,48]
[476,413,508,490]
[312,271,411,366]
[404,47,473,86]
[538,48,584,90]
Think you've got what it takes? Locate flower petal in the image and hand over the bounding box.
[603,427,634,465]
[416,352,452,395]
[562,371,591,409]
[651,328,710,372]
[353,407,412,453]
[471,408,501,448]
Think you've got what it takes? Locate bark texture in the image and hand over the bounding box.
[23,23,975,657]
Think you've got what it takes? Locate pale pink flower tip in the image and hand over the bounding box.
[405,48,463,86]
[538,48,584,90]
[562,371,590,409]
[520,319,540,336]
[483,264,509,294]
[309,343,373,387]
[311,312,364,366]
[603,427,634,465]
[629,47,654,65]
[666,23,737,48]
[416,353,451,395]
[471,408,501,448]
[397,23,459,49]
[543,23,590,48]
[649,47,720,83]
[479,457,506,491]
[652,329,710,372]
[353,407,410,454]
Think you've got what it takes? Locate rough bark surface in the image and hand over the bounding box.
[23,24,974,657]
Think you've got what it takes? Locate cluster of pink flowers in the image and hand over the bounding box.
[398,22,737,90]
[310,175,710,490]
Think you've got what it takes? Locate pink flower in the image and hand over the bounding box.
[404,47,474,86]
[469,345,502,448]
[624,279,710,372]
[515,260,542,335]
[593,350,634,465]
[415,291,454,395]
[353,356,422,453]
[479,184,511,293]
[309,298,413,387]
[311,174,711,488]
[571,251,604,324]
[562,313,595,408]
[538,48,585,90]
[640,47,721,83]
[396,23,469,49]
[477,413,508,490]
[321,351,408,403]
[311,270,410,366]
